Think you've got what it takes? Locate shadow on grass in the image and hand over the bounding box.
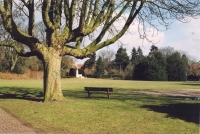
[62,89,183,104]
[63,89,200,124]
[0,87,43,102]
[141,103,200,125]
[1,87,199,124]
[180,82,200,86]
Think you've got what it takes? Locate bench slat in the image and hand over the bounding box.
[85,87,113,92]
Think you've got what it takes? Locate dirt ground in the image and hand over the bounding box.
[133,89,200,100]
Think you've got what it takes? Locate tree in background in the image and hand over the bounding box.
[166,52,187,81]
[82,53,96,69]
[149,52,167,81]
[133,51,167,81]
[188,62,200,76]
[99,49,115,74]
[133,57,148,80]
[137,46,144,63]
[130,47,138,66]
[0,0,199,101]
[115,46,130,72]
[159,46,175,56]
[95,57,105,78]
[149,45,158,56]
[61,56,74,77]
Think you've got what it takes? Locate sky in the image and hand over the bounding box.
[76,18,200,64]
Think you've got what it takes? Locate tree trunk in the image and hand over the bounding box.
[43,51,64,102]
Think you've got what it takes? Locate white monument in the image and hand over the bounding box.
[74,64,84,78]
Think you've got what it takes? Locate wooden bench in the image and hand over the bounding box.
[84,87,113,99]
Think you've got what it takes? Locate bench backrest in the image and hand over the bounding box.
[85,87,113,92]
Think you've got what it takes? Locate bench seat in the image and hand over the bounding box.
[84,87,113,99]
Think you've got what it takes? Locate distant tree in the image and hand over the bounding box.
[95,57,105,78]
[150,52,167,81]
[130,47,138,66]
[137,46,144,63]
[166,52,187,81]
[61,56,74,77]
[133,52,167,81]
[12,57,27,74]
[99,49,115,73]
[27,56,43,71]
[149,45,158,56]
[182,54,189,75]
[115,46,130,72]
[159,46,175,56]
[133,57,148,80]
[82,53,96,69]
[188,61,200,76]
[150,45,158,52]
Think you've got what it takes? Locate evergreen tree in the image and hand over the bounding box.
[149,45,159,56]
[115,46,130,72]
[95,57,105,78]
[133,52,167,81]
[133,57,148,80]
[137,46,144,63]
[166,52,187,81]
[150,45,158,53]
[182,54,189,76]
[153,52,167,80]
[130,47,138,66]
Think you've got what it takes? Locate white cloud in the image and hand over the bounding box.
[158,18,200,61]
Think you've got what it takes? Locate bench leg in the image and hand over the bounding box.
[107,91,110,99]
[87,90,90,97]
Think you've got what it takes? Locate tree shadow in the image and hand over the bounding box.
[62,89,182,103]
[63,89,200,124]
[180,83,200,86]
[141,103,200,124]
[0,87,44,102]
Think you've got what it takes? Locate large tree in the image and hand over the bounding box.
[0,0,199,101]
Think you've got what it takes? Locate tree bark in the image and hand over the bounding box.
[43,50,64,102]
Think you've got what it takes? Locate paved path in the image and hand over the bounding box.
[0,108,38,134]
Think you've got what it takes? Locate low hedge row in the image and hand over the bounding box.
[85,74,123,79]
[187,75,200,81]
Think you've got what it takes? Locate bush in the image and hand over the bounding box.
[187,75,200,81]
[85,74,123,79]
[0,66,6,72]
[13,65,25,74]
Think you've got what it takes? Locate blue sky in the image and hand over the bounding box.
[76,17,200,64]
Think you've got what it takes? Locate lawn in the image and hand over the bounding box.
[0,78,199,133]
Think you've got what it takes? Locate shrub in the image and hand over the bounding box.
[13,65,25,74]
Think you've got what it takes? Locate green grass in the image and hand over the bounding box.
[0,79,199,133]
